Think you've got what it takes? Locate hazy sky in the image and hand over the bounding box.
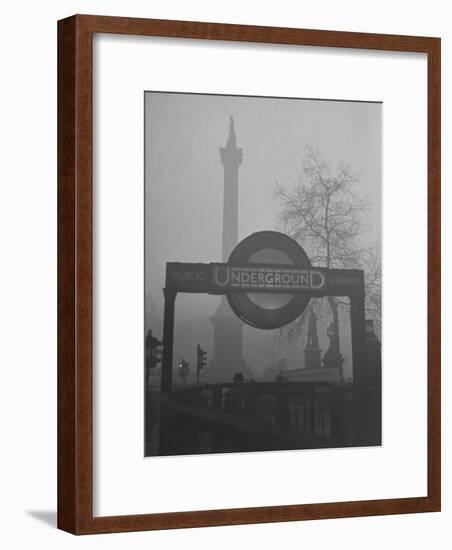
[145,91,381,376]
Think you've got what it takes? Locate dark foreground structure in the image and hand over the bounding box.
[146,324,381,456]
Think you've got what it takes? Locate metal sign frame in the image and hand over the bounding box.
[161,260,365,394]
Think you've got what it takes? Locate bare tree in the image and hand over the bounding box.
[275,145,381,347]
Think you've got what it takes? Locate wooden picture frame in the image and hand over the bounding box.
[58,14,441,535]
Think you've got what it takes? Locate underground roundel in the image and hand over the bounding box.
[226,231,313,329]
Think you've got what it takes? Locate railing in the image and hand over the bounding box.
[155,380,358,456]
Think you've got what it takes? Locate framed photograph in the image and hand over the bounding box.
[58,15,441,534]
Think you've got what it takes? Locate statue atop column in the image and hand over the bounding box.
[304,305,321,369]
[322,320,344,381]
[306,306,319,349]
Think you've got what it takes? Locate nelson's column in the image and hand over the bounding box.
[210,117,249,382]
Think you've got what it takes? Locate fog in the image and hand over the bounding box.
[145,91,381,381]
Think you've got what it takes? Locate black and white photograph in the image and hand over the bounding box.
[144,91,382,457]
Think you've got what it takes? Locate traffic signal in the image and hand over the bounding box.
[196,344,207,383]
[178,358,190,384]
[145,330,163,371]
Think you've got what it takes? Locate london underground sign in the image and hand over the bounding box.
[166,261,361,296]
[162,231,365,392]
[225,231,314,329]
[211,264,326,292]
[165,231,362,329]
[165,262,326,294]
